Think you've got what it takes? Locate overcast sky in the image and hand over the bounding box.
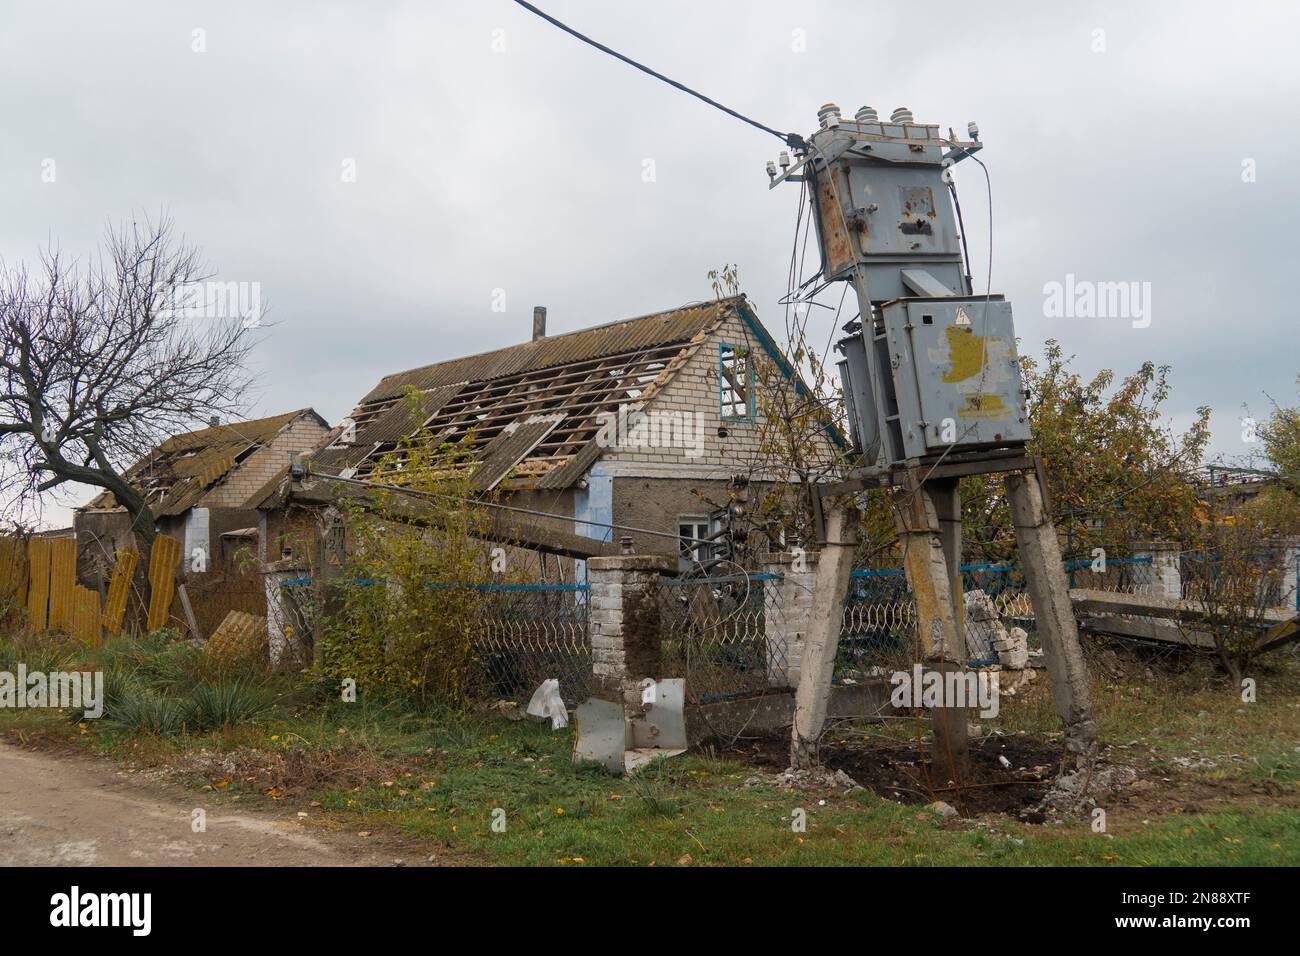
[3,0,1297,528]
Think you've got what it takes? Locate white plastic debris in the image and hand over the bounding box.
[526,678,568,730]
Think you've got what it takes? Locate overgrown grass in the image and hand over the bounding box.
[999,647,1300,785]
[1,627,288,739]
[0,627,1296,866]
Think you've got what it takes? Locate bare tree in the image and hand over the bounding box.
[0,217,257,553]
[1181,516,1285,683]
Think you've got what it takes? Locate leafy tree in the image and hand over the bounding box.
[324,403,504,706]
[961,340,1211,561]
[1243,381,1300,532]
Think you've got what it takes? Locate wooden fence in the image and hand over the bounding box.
[0,533,184,644]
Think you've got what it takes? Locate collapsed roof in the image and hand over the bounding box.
[83,408,327,516]
[309,296,750,491]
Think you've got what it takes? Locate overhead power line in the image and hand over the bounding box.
[511,0,804,149]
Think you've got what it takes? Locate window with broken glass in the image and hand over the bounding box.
[719,343,753,421]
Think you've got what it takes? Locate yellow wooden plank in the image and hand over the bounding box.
[0,536,22,599]
[4,536,30,609]
[73,586,101,646]
[146,535,181,632]
[26,537,50,631]
[102,549,139,636]
[47,537,77,632]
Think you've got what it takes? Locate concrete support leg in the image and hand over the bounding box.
[894,474,968,786]
[931,477,965,635]
[1005,471,1098,762]
[790,504,858,769]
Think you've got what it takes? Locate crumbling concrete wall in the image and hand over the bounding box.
[588,554,673,712]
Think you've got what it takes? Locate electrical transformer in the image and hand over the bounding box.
[769,105,1030,476]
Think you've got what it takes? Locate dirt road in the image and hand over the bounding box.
[0,740,434,866]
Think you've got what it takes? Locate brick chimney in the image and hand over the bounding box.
[532,306,547,342]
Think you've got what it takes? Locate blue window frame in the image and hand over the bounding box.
[719,343,753,421]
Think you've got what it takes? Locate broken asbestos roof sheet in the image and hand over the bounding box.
[310,297,743,489]
[83,409,326,516]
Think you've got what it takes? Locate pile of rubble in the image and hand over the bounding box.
[1028,764,1138,818]
[964,589,1029,669]
[745,766,863,793]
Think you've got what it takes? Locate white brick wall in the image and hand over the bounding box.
[603,311,836,476]
[202,415,329,509]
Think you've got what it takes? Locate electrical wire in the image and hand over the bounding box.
[305,467,720,548]
[511,0,803,148]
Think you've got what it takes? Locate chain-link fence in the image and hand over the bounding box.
[1063,553,1155,595]
[1181,549,1299,611]
[275,548,1186,706]
[835,555,1155,678]
[471,585,592,704]
[839,569,915,677]
[277,578,593,703]
[659,573,787,703]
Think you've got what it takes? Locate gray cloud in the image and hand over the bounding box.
[3,0,1295,525]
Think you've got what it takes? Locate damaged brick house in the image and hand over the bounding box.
[258,295,839,580]
[74,409,330,589]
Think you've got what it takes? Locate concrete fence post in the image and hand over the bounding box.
[1268,536,1300,610]
[586,554,675,716]
[1285,537,1300,611]
[760,551,820,689]
[1131,540,1181,600]
[262,559,308,665]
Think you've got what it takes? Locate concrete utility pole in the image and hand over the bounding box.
[894,471,969,783]
[791,503,858,768]
[768,103,1097,773]
[1005,472,1097,759]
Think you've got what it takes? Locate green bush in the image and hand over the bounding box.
[183,677,275,732]
[104,689,187,735]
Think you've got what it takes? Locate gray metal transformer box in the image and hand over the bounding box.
[806,120,967,303]
[838,295,1029,470]
[771,104,1030,475]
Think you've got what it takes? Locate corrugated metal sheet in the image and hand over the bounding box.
[360,299,734,404]
[537,439,603,491]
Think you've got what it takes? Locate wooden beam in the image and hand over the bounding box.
[822,452,1035,498]
[1069,588,1296,627]
[283,479,620,561]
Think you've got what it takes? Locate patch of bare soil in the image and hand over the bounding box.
[161,745,426,798]
[1100,762,1299,821]
[728,731,1068,817]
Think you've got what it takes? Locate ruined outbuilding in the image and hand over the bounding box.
[75,409,329,583]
